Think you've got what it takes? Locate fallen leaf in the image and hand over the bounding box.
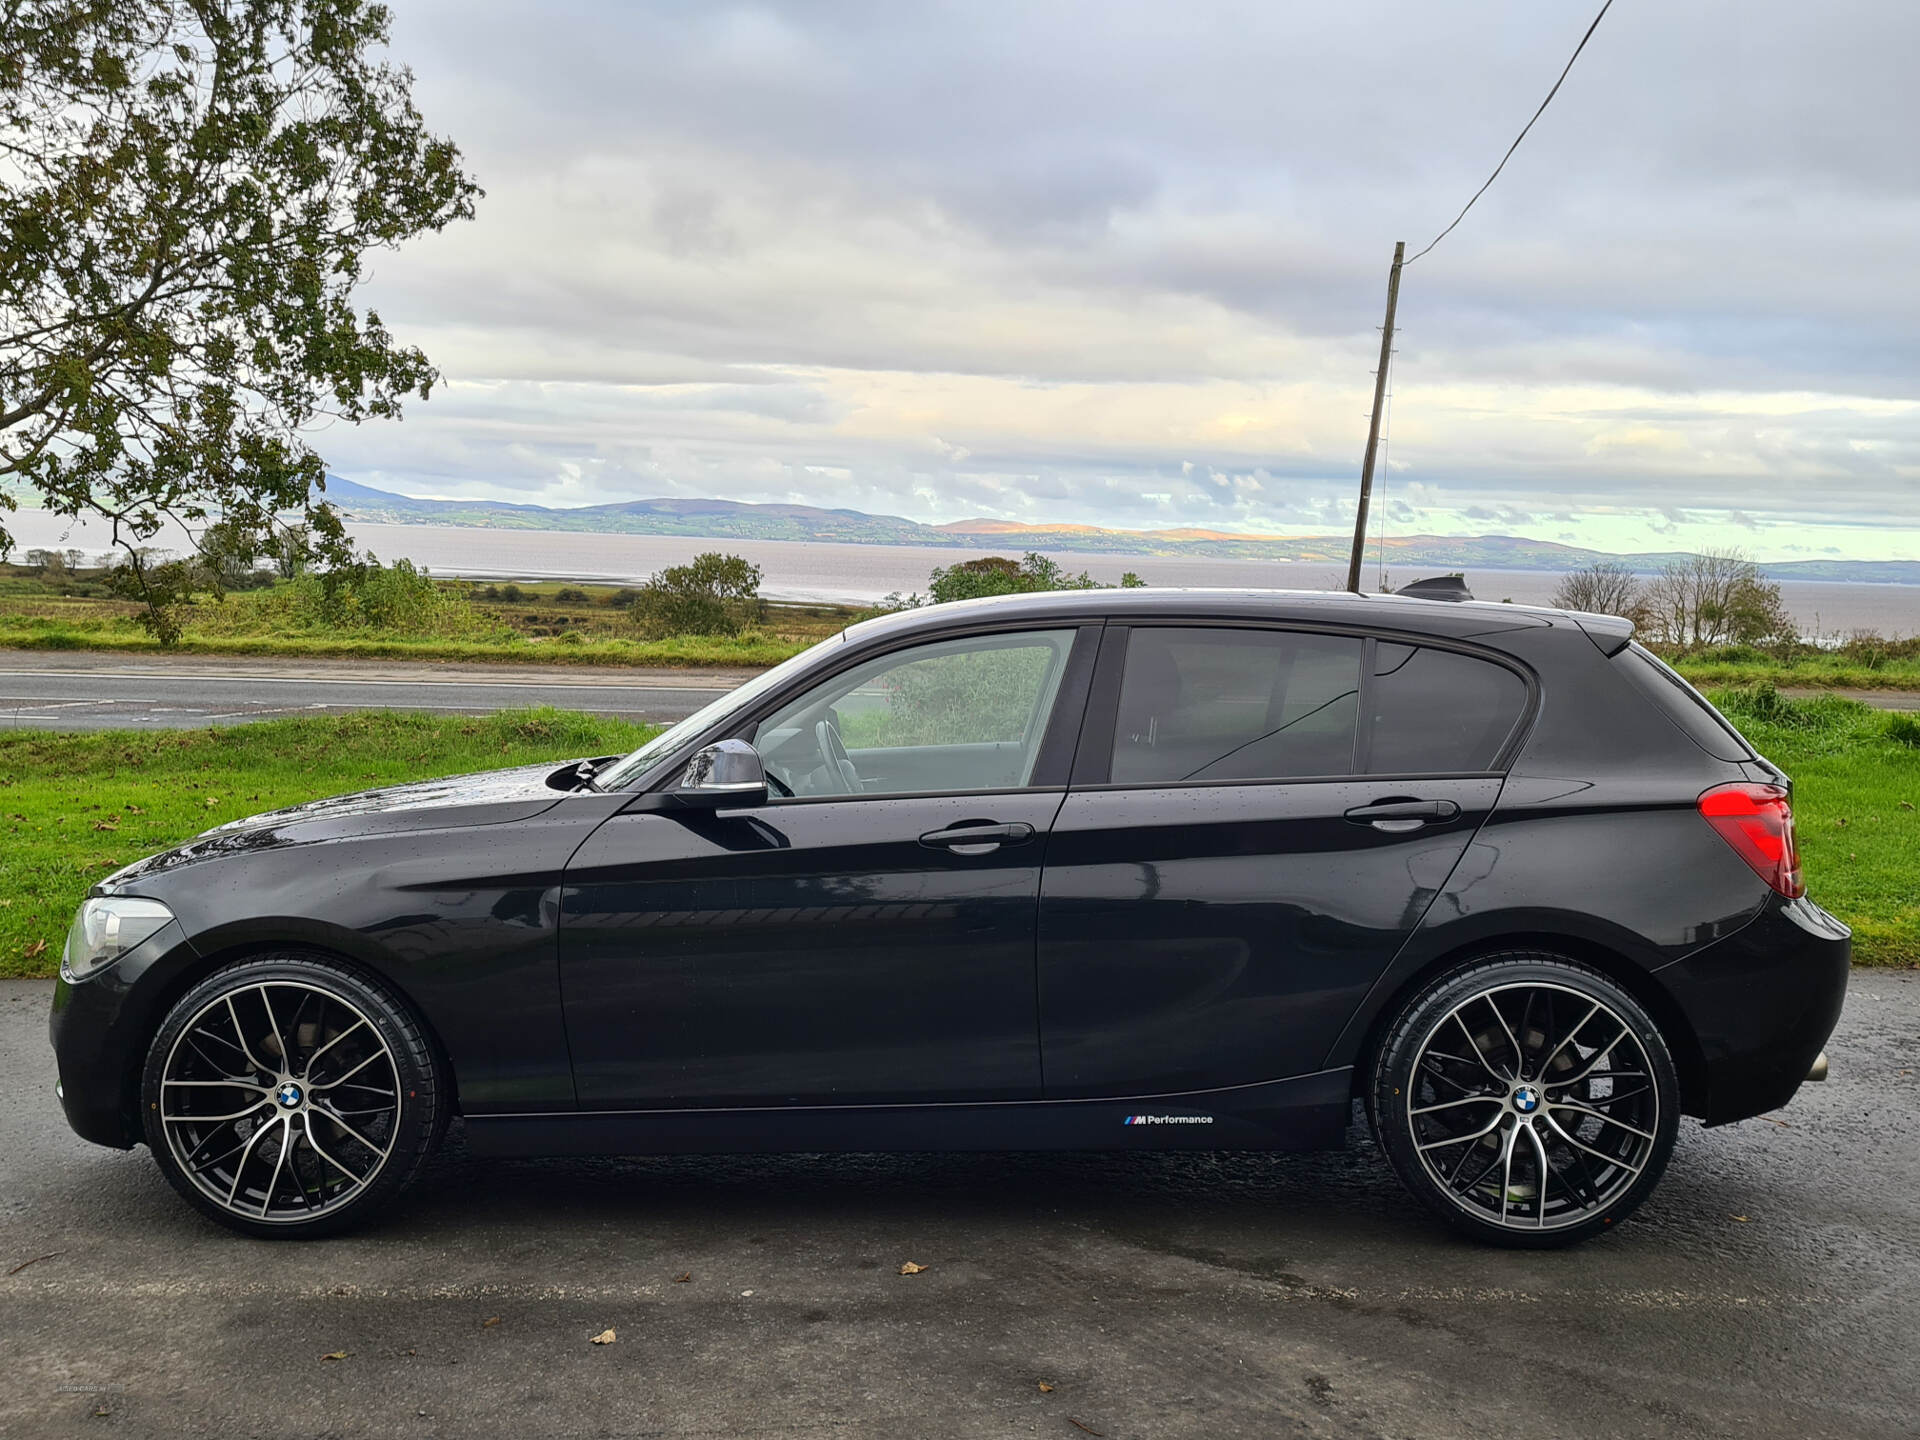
[482,1315,501,1328]
[22,939,47,961]
[92,819,118,831]
[6,1251,65,1276]
[127,806,146,815]
[1038,1381,1055,1393]
[673,1272,691,1284]
[1731,1215,1750,1223]
[590,1329,616,1345]
[1069,1420,1104,1437]
[1899,801,1914,811]
[205,796,220,809]
[320,1351,350,1362]
[898,1261,927,1275]
[740,1290,754,1297]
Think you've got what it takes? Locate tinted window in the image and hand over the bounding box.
[1613,643,1752,761]
[1366,644,1527,773]
[1110,629,1362,784]
[752,630,1075,797]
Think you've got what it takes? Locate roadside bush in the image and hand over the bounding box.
[925,552,1146,605]
[554,587,590,604]
[631,553,765,638]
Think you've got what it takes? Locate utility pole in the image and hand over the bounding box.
[1346,240,1404,594]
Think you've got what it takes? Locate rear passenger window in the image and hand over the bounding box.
[1366,644,1527,773]
[1111,629,1362,784]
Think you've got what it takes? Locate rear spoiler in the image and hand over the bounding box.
[1571,612,1635,656]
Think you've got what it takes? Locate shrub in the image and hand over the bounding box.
[631,553,764,638]
[554,587,590,604]
[925,552,1142,605]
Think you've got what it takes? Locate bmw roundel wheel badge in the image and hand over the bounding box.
[1512,1085,1539,1115]
[276,1081,304,1109]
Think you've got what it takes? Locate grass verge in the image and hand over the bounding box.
[1707,685,1920,969]
[1,692,1913,978]
[0,617,811,668]
[0,709,657,978]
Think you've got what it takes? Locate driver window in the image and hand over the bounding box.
[751,630,1076,798]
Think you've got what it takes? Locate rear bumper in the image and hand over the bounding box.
[1658,895,1851,1126]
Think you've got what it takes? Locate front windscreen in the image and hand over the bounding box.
[589,636,841,791]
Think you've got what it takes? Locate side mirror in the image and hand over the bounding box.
[673,739,769,808]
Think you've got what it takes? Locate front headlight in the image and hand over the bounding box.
[61,897,175,983]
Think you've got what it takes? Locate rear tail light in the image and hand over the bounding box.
[1697,783,1804,898]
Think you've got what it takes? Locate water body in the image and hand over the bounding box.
[10,510,1917,637]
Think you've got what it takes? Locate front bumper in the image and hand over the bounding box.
[1658,894,1851,1126]
[49,922,199,1150]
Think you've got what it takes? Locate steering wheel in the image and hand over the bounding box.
[814,716,861,795]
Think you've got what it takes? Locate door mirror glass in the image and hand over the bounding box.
[675,739,769,807]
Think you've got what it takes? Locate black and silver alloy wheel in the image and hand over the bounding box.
[141,954,444,1238]
[1371,954,1680,1248]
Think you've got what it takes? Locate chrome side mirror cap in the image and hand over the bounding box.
[675,739,769,807]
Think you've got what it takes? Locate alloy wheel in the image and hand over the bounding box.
[1404,980,1660,1233]
[157,981,402,1224]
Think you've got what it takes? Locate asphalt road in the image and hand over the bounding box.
[0,651,750,730]
[3,972,1917,1440]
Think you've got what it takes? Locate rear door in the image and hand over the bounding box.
[1036,625,1530,1098]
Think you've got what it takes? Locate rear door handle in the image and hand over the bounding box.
[1343,798,1461,833]
[919,822,1035,854]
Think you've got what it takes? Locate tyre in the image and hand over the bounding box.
[140,952,445,1239]
[1369,953,1680,1248]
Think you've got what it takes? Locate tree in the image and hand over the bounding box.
[0,0,480,637]
[1550,560,1648,622]
[926,552,1141,605]
[632,552,765,637]
[1641,549,1795,651]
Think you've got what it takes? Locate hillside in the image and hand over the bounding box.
[316,478,1920,584]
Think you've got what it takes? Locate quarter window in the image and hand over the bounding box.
[1110,628,1363,784]
[1366,644,1527,774]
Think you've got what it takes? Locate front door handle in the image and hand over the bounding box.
[1343,798,1461,833]
[919,821,1036,855]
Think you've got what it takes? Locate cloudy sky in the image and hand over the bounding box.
[318,1,1919,560]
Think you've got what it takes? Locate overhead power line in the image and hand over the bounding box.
[1403,0,1617,267]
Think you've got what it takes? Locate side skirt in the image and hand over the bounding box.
[464,1067,1353,1158]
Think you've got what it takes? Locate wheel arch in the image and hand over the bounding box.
[1346,932,1710,1118]
[116,936,461,1144]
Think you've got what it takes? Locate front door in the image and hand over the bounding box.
[1038,625,1528,1098]
[561,626,1093,1109]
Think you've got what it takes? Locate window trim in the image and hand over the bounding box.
[1070,620,1539,793]
[632,620,1106,803]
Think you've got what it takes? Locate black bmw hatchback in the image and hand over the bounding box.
[50,587,1848,1246]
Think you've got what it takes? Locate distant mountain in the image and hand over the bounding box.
[315,477,1920,585]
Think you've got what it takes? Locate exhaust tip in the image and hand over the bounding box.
[1807,1052,1829,1083]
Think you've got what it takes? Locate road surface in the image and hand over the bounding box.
[3,970,1917,1439]
[0,650,752,730]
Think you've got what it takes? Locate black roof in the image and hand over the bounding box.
[843,586,1634,652]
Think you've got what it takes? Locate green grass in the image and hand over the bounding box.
[1706,685,1920,969]
[1,691,1913,979]
[0,613,812,668]
[0,709,657,978]
[1678,655,1920,693]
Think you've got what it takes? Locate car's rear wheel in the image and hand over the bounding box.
[1370,953,1680,1248]
[140,952,444,1239]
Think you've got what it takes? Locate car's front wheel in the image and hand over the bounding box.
[1370,953,1680,1248]
[140,952,445,1238]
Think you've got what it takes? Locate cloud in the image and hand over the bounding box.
[321,0,1920,560]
